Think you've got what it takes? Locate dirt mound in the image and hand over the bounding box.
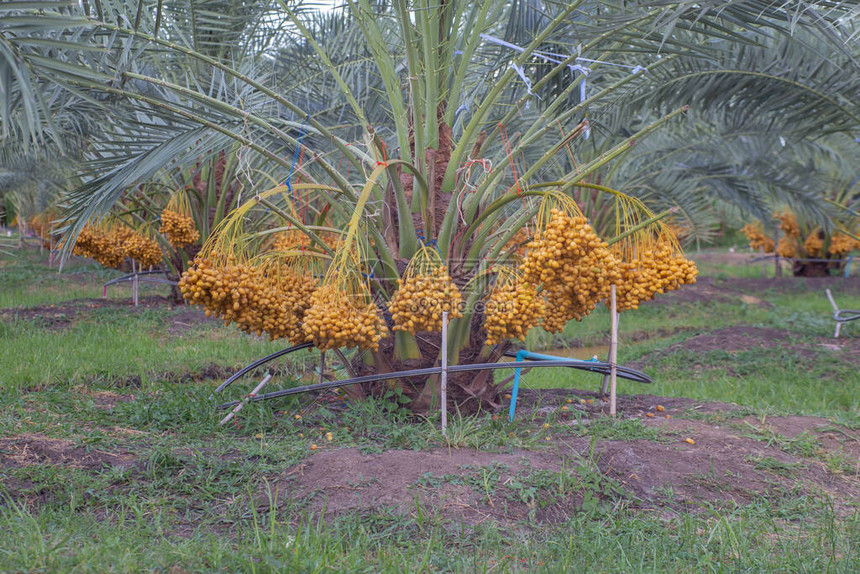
[667,326,792,353]
[508,389,730,418]
[0,433,135,470]
[0,296,171,329]
[645,276,736,305]
[166,309,222,335]
[726,276,860,295]
[640,273,860,307]
[274,447,579,526]
[78,363,234,389]
[604,415,859,515]
[0,296,222,336]
[627,325,860,369]
[78,390,136,409]
[265,408,859,525]
[627,326,798,370]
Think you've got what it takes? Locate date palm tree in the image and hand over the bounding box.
[3,0,859,408]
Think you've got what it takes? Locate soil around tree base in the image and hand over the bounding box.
[264,396,859,527]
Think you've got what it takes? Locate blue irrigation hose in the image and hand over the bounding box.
[508,350,602,422]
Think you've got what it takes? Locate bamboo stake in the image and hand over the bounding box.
[441,311,448,436]
[132,260,140,307]
[774,221,781,278]
[601,310,620,396]
[219,373,273,426]
[826,289,841,339]
[609,285,618,417]
[48,222,54,267]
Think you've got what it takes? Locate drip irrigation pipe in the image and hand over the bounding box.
[104,273,177,289]
[750,255,853,264]
[215,358,651,410]
[834,310,860,323]
[825,289,859,338]
[103,270,166,286]
[214,342,314,393]
[500,350,649,381]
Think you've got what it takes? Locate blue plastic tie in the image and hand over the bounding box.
[427,239,442,256]
[285,115,310,193]
[415,231,442,256]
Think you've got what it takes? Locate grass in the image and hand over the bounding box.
[0,489,856,572]
[2,246,859,572]
[636,346,858,419]
[0,312,301,391]
[0,250,169,308]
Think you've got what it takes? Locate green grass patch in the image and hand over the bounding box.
[642,348,858,421]
[0,311,304,392]
[0,250,169,308]
[0,490,856,572]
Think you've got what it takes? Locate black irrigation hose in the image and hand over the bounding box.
[134,278,178,286]
[749,255,853,264]
[215,358,651,410]
[834,310,860,323]
[103,270,167,286]
[214,342,314,393]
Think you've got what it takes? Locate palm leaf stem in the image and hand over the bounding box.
[443,1,584,193]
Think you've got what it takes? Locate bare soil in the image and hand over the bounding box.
[627,324,860,370]
[0,296,221,335]
[0,433,136,470]
[0,296,171,328]
[84,364,235,389]
[267,405,859,525]
[646,276,741,305]
[166,309,223,336]
[274,447,575,526]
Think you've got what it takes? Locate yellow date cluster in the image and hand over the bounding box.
[741,223,775,253]
[389,266,463,334]
[73,226,126,268]
[72,226,161,269]
[483,278,546,345]
[828,232,860,256]
[159,209,199,249]
[614,242,698,311]
[520,209,620,333]
[302,284,388,351]
[179,256,318,341]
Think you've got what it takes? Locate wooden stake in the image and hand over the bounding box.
[219,373,273,426]
[601,310,620,396]
[48,222,54,267]
[441,311,448,436]
[609,285,618,417]
[760,247,767,278]
[132,260,139,306]
[774,222,781,278]
[826,289,841,339]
